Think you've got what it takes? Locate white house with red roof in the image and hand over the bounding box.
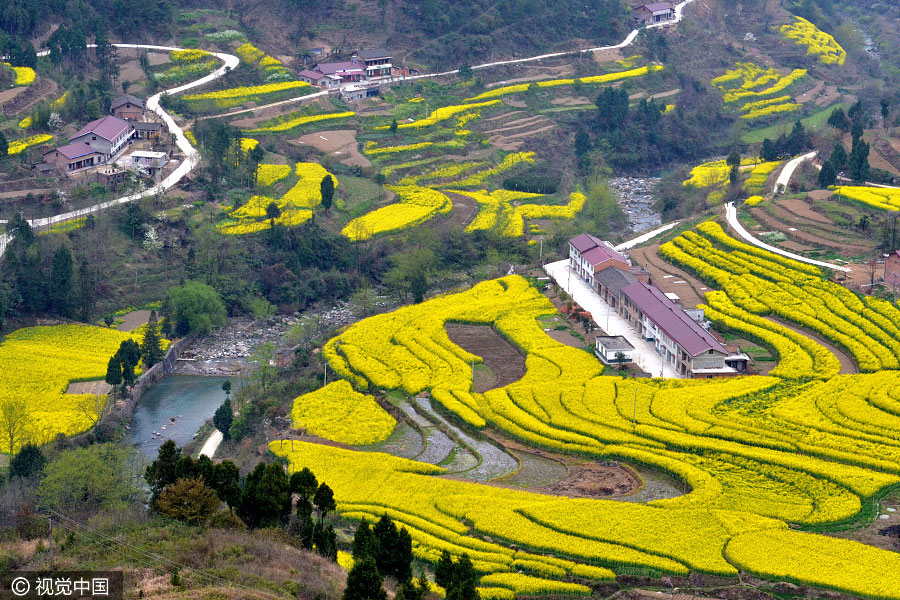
[632,2,675,26]
[68,115,134,161]
[569,233,630,286]
[312,61,364,83]
[297,69,342,88]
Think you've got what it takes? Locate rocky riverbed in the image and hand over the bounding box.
[610,177,662,232]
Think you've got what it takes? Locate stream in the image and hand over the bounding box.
[126,375,240,457]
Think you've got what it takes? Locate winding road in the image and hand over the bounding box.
[0,0,699,258]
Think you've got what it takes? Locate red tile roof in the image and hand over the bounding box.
[298,69,326,80]
[570,233,604,254]
[315,62,365,75]
[622,281,726,357]
[570,233,627,268]
[69,116,132,143]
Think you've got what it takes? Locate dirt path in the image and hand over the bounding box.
[749,207,868,254]
[446,323,526,392]
[796,79,824,103]
[66,380,112,395]
[767,316,858,375]
[779,197,832,224]
[117,309,151,331]
[443,192,478,228]
[629,244,707,309]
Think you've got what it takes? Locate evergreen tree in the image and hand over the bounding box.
[761,138,778,161]
[0,129,7,158]
[321,175,335,212]
[374,515,413,582]
[77,259,96,322]
[313,482,336,520]
[212,460,241,513]
[395,578,427,600]
[726,150,741,186]
[49,245,73,317]
[435,553,478,600]
[827,107,850,132]
[342,558,387,600]
[829,143,847,171]
[817,160,837,188]
[239,462,292,528]
[849,140,870,183]
[9,442,46,479]
[410,271,427,303]
[389,119,398,136]
[212,398,233,441]
[352,522,379,562]
[141,311,165,367]
[594,87,629,132]
[104,355,122,399]
[145,439,181,505]
[295,495,316,549]
[315,522,338,560]
[290,467,318,499]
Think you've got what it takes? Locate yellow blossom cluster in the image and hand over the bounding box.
[290,380,396,445]
[8,134,53,155]
[246,111,356,133]
[341,185,451,241]
[182,81,311,110]
[831,186,900,212]
[4,63,35,86]
[466,66,664,101]
[780,17,847,66]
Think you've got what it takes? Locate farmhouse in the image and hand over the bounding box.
[110,94,145,120]
[298,69,342,88]
[595,336,635,365]
[354,48,392,78]
[130,120,162,140]
[130,150,168,180]
[886,251,900,289]
[68,115,134,161]
[41,142,105,173]
[313,61,365,83]
[632,2,675,26]
[618,281,734,378]
[569,233,630,285]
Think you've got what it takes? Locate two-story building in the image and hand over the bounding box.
[130,150,168,180]
[619,281,735,378]
[68,115,134,161]
[313,61,365,83]
[355,49,392,78]
[632,2,676,26]
[569,233,630,288]
[110,94,145,120]
[41,142,105,173]
[298,69,342,88]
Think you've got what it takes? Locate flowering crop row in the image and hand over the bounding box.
[8,134,53,155]
[246,110,356,133]
[218,162,336,234]
[441,152,535,188]
[723,69,807,104]
[398,161,485,185]
[743,161,781,194]
[19,92,68,128]
[235,42,293,81]
[744,195,764,207]
[381,100,500,129]
[290,380,396,444]
[256,164,292,187]
[830,186,900,212]
[466,66,664,101]
[182,80,310,110]
[741,101,800,120]
[0,324,157,452]
[711,62,806,109]
[170,49,211,62]
[780,17,847,66]
[155,57,219,85]
[682,158,762,204]
[341,184,451,241]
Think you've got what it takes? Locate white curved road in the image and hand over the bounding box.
[1,0,699,257]
[724,201,851,272]
[774,151,817,192]
[198,429,223,458]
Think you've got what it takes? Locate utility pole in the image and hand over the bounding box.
[633,387,637,424]
[49,517,53,570]
[324,362,328,387]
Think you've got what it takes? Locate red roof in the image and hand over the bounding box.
[299,69,325,80]
[622,281,726,357]
[315,62,365,76]
[570,233,627,268]
[69,116,132,143]
[47,142,102,160]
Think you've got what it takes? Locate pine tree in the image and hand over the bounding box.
[342,558,387,600]
[141,311,165,367]
[49,245,73,317]
[818,161,837,188]
[313,482,336,521]
[321,175,335,212]
[104,355,122,399]
[352,522,379,562]
[212,398,233,440]
[0,129,7,158]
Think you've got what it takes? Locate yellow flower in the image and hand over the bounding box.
[780,17,846,66]
[290,380,396,444]
[246,111,356,133]
[8,134,53,154]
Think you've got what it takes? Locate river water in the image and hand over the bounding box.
[126,375,240,457]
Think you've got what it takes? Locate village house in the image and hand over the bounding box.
[595,336,635,365]
[354,49,392,78]
[68,115,134,161]
[41,142,105,173]
[130,150,168,180]
[885,251,900,289]
[569,233,631,286]
[297,69,342,88]
[313,61,365,83]
[130,121,162,140]
[632,2,676,26]
[110,94,145,120]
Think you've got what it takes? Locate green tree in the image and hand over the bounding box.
[212,460,241,513]
[7,213,34,246]
[320,174,335,212]
[849,140,870,183]
[168,280,227,335]
[313,481,336,521]
[141,310,165,367]
[104,354,122,399]
[818,160,837,188]
[343,558,387,600]
[726,150,741,186]
[290,467,318,499]
[829,143,847,171]
[239,462,292,528]
[295,495,316,549]
[389,119,398,136]
[250,342,276,392]
[36,444,138,515]
[9,442,46,479]
[374,514,413,582]
[314,521,338,560]
[155,477,220,524]
[77,258,97,322]
[49,244,73,316]
[266,201,281,222]
[410,270,427,303]
[145,439,181,505]
[0,129,7,158]
[435,553,478,600]
[213,398,233,441]
[827,107,850,132]
[352,521,379,562]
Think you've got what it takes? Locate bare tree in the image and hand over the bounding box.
[78,394,105,428]
[0,397,33,456]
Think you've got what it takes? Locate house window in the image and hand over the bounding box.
[709,350,714,354]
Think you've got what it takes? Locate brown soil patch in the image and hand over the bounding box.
[778,239,817,252]
[551,96,591,106]
[230,96,335,127]
[3,77,57,116]
[443,191,478,228]
[484,67,574,88]
[117,309,151,331]
[544,329,584,348]
[0,188,54,199]
[832,494,900,551]
[118,59,146,84]
[481,115,548,135]
[0,86,27,106]
[780,197,831,223]
[289,129,370,168]
[796,79,824,103]
[749,207,869,254]
[66,380,112,395]
[808,189,834,201]
[628,244,706,309]
[503,98,527,108]
[767,316,858,375]
[815,85,840,107]
[481,110,525,123]
[445,323,525,392]
[592,47,624,64]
